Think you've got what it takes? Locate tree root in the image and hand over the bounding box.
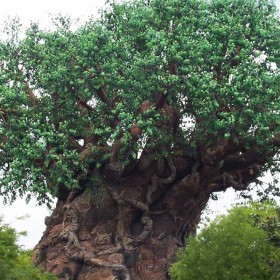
[70,251,131,280]
[106,186,153,245]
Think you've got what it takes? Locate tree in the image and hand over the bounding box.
[254,204,280,275]
[0,217,56,280]
[0,0,279,279]
[169,202,280,280]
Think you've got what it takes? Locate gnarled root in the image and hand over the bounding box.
[70,251,131,280]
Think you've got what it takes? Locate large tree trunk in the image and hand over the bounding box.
[33,151,258,280]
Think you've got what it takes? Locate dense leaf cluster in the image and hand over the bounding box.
[0,216,56,279]
[169,202,280,280]
[254,208,280,277]
[0,0,279,203]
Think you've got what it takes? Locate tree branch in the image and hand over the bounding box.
[201,138,243,167]
[75,96,95,112]
[25,83,38,106]
[96,86,109,104]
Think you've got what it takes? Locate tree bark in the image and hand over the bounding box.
[33,152,260,280]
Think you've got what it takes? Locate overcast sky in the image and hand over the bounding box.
[0,0,279,249]
[0,0,104,22]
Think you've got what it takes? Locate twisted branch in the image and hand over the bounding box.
[146,159,176,204]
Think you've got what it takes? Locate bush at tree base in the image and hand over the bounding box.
[169,202,280,280]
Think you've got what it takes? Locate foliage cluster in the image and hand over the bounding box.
[0,217,56,280]
[0,0,279,204]
[253,205,280,274]
[169,202,280,280]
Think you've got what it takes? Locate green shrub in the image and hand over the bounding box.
[170,202,280,280]
[0,217,56,280]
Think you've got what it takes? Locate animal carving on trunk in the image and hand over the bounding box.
[135,246,167,280]
[59,204,84,252]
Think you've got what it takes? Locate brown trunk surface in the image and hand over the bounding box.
[33,152,257,280]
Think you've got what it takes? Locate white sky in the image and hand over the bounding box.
[0,0,279,249]
[0,0,104,23]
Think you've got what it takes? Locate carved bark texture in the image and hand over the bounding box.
[34,150,262,280]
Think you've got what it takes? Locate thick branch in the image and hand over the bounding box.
[25,83,38,106]
[201,138,243,167]
[208,163,261,193]
[96,86,109,103]
[75,96,95,112]
[223,149,261,171]
[273,134,280,147]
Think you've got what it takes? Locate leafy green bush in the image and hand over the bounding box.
[253,206,280,277]
[0,216,56,280]
[170,202,280,280]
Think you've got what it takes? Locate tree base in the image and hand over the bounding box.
[33,171,208,280]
